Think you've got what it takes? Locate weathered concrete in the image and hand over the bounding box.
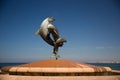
[1,60,120,76]
[1,60,112,74]
[0,75,120,80]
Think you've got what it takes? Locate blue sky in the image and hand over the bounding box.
[0,0,120,62]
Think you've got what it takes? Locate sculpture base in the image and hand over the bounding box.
[50,54,60,60]
[2,60,118,76]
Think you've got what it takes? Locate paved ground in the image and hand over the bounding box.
[0,74,120,80]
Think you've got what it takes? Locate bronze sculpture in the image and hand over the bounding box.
[36,17,67,60]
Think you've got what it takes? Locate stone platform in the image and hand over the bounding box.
[1,60,113,76]
[0,75,120,80]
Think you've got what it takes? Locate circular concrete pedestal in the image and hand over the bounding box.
[1,60,112,76]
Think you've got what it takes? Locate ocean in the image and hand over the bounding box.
[88,63,120,70]
[0,63,120,70]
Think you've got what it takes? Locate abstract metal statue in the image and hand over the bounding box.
[36,17,67,60]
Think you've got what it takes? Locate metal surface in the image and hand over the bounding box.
[36,17,66,60]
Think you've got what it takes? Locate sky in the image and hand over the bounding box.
[0,0,120,63]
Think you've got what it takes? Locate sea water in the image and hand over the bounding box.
[88,63,120,70]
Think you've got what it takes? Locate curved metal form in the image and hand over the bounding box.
[36,17,67,60]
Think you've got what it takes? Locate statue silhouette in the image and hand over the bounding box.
[36,17,66,60]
